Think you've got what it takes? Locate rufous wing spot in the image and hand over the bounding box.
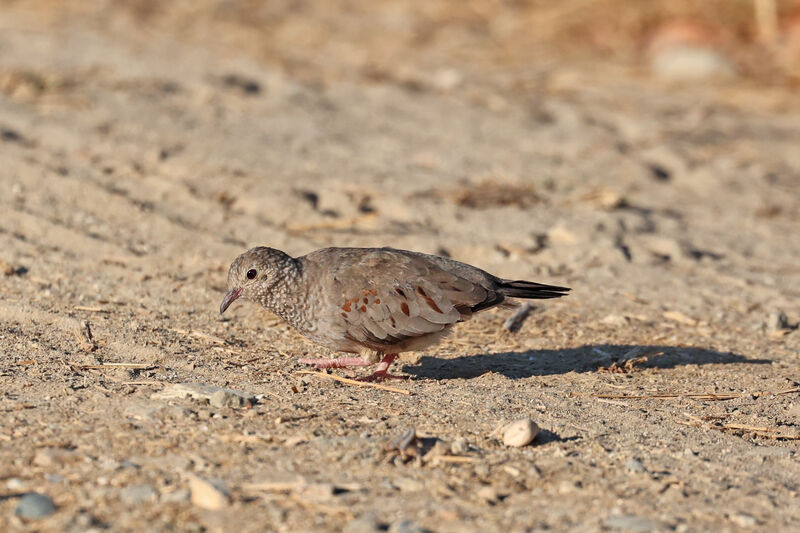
[360,305,367,312]
[417,286,443,313]
[395,287,407,298]
[363,297,368,304]
[342,300,352,312]
[401,302,410,316]
[375,298,381,304]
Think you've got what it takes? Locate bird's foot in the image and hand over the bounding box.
[355,371,406,382]
[354,353,404,382]
[299,356,371,369]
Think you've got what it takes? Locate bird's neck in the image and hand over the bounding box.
[258,258,308,326]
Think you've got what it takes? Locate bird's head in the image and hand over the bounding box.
[219,247,294,314]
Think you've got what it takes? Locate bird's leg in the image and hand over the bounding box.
[356,353,405,382]
[299,356,372,369]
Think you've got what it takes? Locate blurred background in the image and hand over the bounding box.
[6,0,800,87]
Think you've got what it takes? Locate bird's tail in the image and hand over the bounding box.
[498,279,571,300]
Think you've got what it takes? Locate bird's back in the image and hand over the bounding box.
[295,247,506,353]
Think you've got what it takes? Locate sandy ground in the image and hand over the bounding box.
[1,4,800,532]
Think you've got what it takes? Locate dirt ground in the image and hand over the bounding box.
[1,2,800,532]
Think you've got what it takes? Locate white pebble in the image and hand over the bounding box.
[502,418,539,447]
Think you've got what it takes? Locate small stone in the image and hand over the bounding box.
[15,493,57,519]
[663,310,697,326]
[298,482,336,502]
[7,478,25,490]
[431,68,462,92]
[605,514,664,532]
[476,486,499,503]
[547,225,578,245]
[119,484,158,504]
[502,418,539,447]
[0,259,26,276]
[153,383,255,408]
[557,480,579,494]
[650,45,736,82]
[766,311,791,332]
[729,513,758,527]
[389,519,426,533]
[601,314,629,327]
[188,476,230,510]
[209,389,254,408]
[450,438,469,455]
[161,488,191,503]
[625,458,646,473]
[33,448,85,467]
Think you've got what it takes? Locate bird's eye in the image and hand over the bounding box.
[246,269,257,280]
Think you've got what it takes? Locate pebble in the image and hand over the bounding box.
[450,438,469,455]
[15,492,57,519]
[476,486,500,504]
[625,458,647,473]
[650,45,736,82]
[209,388,253,408]
[502,418,539,447]
[729,513,758,527]
[7,478,25,490]
[153,382,255,408]
[766,310,791,332]
[298,482,336,502]
[33,448,85,467]
[389,519,426,533]
[119,484,158,504]
[188,476,230,510]
[600,314,629,328]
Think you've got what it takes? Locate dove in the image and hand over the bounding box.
[220,247,569,382]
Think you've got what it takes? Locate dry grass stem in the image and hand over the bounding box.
[296,370,412,395]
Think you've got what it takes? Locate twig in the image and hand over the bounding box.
[73,320,97,352]
[296,370,412,395]
[70,362,155,370]
[73,306,108,313]
[595,398,631,407]
[722,423,799,440]
[682,413,800,440]
[503,303,533,332]
[589,389,800,401]
[431,455,479,464]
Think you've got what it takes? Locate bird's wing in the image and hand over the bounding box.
[320,249,503,348]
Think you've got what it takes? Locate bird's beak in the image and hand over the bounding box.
[220,287,243,314]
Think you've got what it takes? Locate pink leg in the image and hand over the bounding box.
[356,354,405,382]
[299,356,372,369]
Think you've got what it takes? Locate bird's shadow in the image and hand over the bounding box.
[402,344,770,380]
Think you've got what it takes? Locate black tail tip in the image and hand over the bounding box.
[500,280,571,299]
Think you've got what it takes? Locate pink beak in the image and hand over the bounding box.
[219,287,242,314]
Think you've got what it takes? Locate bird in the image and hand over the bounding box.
[220,246,570,382]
